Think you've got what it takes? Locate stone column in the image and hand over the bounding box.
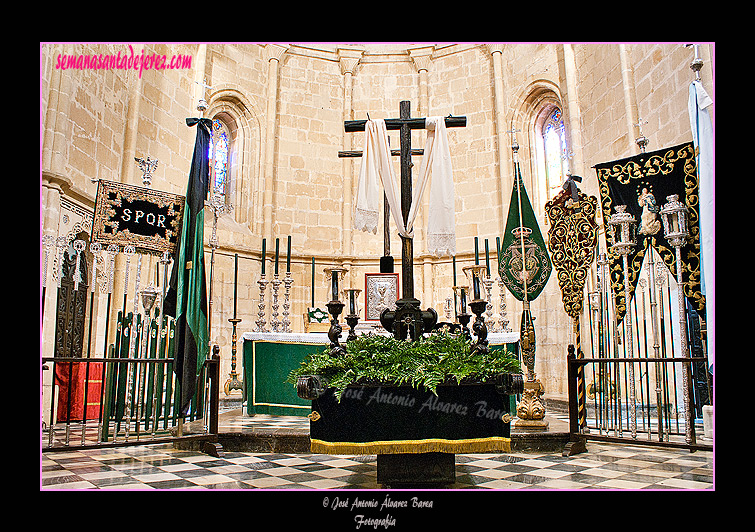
[42,43,73,182]
[338,46,363,258]
[618,44,641,154]
[409,46,434,311]
[560,44,585,180]
[486,44,510,238]
[262,44,288,243]
[41,44,74,356]
[106,50,146,350]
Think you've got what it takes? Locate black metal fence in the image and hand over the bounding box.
[42,313,220,452]
[566,347,712,452]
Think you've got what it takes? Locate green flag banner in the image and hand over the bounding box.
[498,165,552,302]
[164,117,211,416]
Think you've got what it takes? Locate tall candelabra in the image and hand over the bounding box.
[497,277,510,332]
[324,267,347,357]
[660,194,696,445]
[255,275,269,332]
[270,273,282,332]
[483,272,494,328]
[453,285,471,338]
[608,204,638,439]
[344,288,362,342]
[225,252,244,396]
[463,264,489,356]
[281,271,294,333]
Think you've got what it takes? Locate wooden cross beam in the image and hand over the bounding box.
[342,100,466,338]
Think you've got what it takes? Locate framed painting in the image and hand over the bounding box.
[364,273,399,321]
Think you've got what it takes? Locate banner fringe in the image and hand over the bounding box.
[310,436,511,455]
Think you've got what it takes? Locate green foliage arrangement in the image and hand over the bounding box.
[287,330,521,401]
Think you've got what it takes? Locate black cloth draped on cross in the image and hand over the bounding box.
[593,141,704,324]
[164,117,212,416]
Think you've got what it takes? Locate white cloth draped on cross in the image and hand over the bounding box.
[353,117,456,256]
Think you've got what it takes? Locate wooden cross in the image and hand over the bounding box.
[341,100,466,338]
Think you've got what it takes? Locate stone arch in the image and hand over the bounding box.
[206,87,263,231]
[509,79,565,217]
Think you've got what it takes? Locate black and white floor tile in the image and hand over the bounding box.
[42,441,713,490]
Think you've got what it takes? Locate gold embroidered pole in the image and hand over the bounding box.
[545,182,599,435]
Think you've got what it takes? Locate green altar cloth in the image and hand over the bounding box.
[242,333,330,416]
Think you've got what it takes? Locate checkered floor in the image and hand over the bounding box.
[42,440,713,490]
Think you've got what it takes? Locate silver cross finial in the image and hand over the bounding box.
[506,127,521,152]
[685,44,703,81]
[196,78,213,112]
[634,118,649,153]
[134,156,159,187]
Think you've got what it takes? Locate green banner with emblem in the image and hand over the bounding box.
[498,164,552,302]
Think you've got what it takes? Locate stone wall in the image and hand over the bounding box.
[41,42,714,403]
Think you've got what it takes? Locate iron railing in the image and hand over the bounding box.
[42,353,220,452]
[566,346,712,452]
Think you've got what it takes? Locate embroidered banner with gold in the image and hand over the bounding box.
[92,179,185,255]
[544,190,599,320]
[594,141,704,323]
[498,166,552,302]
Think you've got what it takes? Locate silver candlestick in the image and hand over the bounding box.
[497,277,510,333]
[660,194,695,445]
[608,204,638,439]
[483,272,494,328]
[255,275,269,332]
[270,274,282,332]
[281,272,294,333]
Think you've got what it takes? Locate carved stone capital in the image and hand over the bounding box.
[265,43,288,63]
[337,46,364,75]
[42,170,73,194]
[408,45,434,72]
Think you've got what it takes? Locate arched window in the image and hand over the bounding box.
[541,107,567,200]
[209,118,230,202]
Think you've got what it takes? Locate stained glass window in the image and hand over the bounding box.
[209,118,229,201]
[542,108,567,199]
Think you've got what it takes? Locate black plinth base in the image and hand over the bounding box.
[380,255,394,273]
[376,452,455,487]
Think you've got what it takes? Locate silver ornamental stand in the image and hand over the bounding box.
[659,194,696,445]
[497,276,510,333]
[207,190,233,343]
[483,272,494,328]
[121,247,140,442]
[255,273,269,333]
[282,271,294,333]
[607,205,638,439]
[270,274,282,332]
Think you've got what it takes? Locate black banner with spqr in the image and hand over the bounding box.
[92,179,185,255]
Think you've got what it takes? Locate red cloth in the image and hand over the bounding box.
[54,361,104,422]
